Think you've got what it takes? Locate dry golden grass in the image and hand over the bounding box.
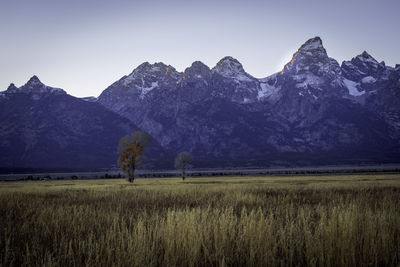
[1,174,400,266]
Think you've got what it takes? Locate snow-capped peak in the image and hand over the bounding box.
[128,62,180,78]
[132,62,169,74]
[213,56,253,81]
[121,62,182,87]
[280,37,336,77]
[294,36,328,59]
[214,56,244,74]
[299,36,324,51]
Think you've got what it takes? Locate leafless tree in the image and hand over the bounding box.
[174,152,193,180]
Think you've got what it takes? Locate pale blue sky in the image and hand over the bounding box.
[1,0,399,97]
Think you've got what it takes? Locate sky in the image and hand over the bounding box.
[1,0,399,97]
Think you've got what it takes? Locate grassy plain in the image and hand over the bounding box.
[1,174,400,266]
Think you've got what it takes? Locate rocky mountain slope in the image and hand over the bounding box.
[0,76,167,170]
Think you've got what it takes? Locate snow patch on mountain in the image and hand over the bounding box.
[81,96,97,102]
[298,89,318,100]
[257,73,281,101]
[357,51,379,65]
[294,74,323,89]
[361,76,376,84]
[258,82,280,100]
[300,37,323,51]
[233,73,253,82]
[138,81,158,99]
[149,66,161,73]
[122,74,136,86]
[343,79,365,96]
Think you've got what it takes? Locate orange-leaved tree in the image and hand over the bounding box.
[118,131,151,182]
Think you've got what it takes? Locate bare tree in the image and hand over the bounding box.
[118,131,151,182]
[174,152,193,180]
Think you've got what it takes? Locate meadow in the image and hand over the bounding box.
[1,174,400,266]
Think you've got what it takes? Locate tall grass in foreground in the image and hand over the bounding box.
[1,175,400,266]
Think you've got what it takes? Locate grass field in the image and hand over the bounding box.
[1,174,400,266]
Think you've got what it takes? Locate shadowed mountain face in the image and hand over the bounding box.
[0,76,167,170]
[98,37,400,167]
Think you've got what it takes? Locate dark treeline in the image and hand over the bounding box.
[1,166,399,181]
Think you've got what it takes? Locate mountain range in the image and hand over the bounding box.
[1,37,399,170]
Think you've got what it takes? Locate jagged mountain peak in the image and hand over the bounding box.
[25,75,44,87]
[212,56,255,83]
[120,61,181,87]
[132,61,172,74]
[190,60,210,70]
[280,36,338,79]
[213,56,244,74]
[101,61,183,101]
[126,62,183,81]
[218,56,241,63]
[183,61,211,81]
[6,83,17,91]
[178,61,212,91]
[361,50,371,57]
[6,76,66,96]
[355,51,379,65]
[185,61,210,74]
[136,61,151,69]
[295,36,328,59]
[341,50,390,82]
[299,36,324,52]
[214,56,243,72]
